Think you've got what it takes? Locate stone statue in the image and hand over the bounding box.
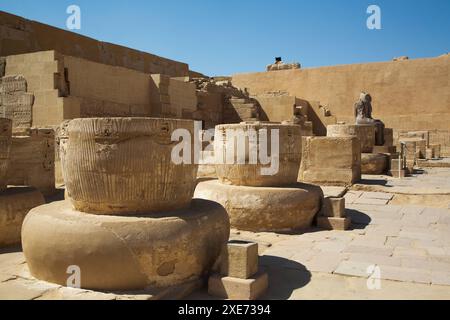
[354,92,385,146]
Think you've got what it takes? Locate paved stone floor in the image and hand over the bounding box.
[1,167,450,300]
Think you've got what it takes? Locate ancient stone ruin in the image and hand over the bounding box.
[0,10,449,301]
[195,121,322,232]
[22,117,230,292]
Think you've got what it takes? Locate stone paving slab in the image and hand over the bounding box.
[360,192,394,201]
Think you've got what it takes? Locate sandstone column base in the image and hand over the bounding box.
[361,153,388,175]
[195,180,322,232]
[0,187,45,247]
[22,199,230,292]
[208,272,268,300]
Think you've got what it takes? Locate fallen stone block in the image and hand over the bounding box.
[208,272,268,300]
[220,240,259,280]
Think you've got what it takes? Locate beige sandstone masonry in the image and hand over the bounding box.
[327,124,376,153]
[22,199,229,291]
[63,118,198,215]
[214,122,302,187]
[7,128,55,195]
[195,180,322,232]
[299,136,361,186]
[232,55,450,155]
[0,118,11,190]
[0,187,45,247]
[0,11,189,77]
[23,116,230,292]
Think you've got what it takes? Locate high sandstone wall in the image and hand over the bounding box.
[232,55,450,155]
[0,11,189,77]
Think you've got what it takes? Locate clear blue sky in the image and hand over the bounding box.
[1,0,449,75]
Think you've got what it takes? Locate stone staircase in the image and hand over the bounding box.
[223,97,260,123]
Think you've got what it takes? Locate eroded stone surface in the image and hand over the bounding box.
[64,118,198,215]
[22,200,230,291]
[195,180,322,232]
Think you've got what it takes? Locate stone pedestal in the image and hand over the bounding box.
[22,117,230,293]
[195,180,322,232]
[22,199,229,291]
[299,136,361,186]
[361,153,388,175]
[327,124,375,153]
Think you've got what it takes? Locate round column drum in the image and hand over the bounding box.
[63,118,198,215]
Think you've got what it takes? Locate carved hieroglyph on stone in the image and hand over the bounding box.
[327,124,376,153]
[23,116,230,292]
[214,122,302,187]
[0,75,34,134]
[63,118,198,215]
[0,118,12,190]
[7,128,55,196]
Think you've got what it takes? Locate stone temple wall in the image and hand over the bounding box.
[232,55,450,156]
[0,11,189,77]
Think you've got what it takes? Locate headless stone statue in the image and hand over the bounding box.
[354,92,385,146]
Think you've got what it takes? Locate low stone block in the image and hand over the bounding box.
[320,197,346,218]
[299,136,361,186]
[361,153,388,175]
[208,272,268,300]
[426,148,433,160]
[317,217,351,231]
[220,241,259,279]
[429,144,441,158]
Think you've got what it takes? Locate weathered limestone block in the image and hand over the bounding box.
[317,217,351,231]
[327,124,375,153]
[63,118,198,215]
[7,128,55,195]
[429,144,441,159]
[389,169,406,178]
[195,180,322,232]
[214,122,302,187]
[361,153,388,175]
[0,118,12,190]
[384,128,394,147]
[372,145,396,154]
[0,187,45,247]
[299,137,361,186]
[22,199,230,291]
[208,272,268,300]
[320,197,346,218]
[219,241,259,279]
[400,137,427,159]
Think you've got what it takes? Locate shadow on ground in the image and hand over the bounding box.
[345,209,372,228]
[259,255,311,300]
